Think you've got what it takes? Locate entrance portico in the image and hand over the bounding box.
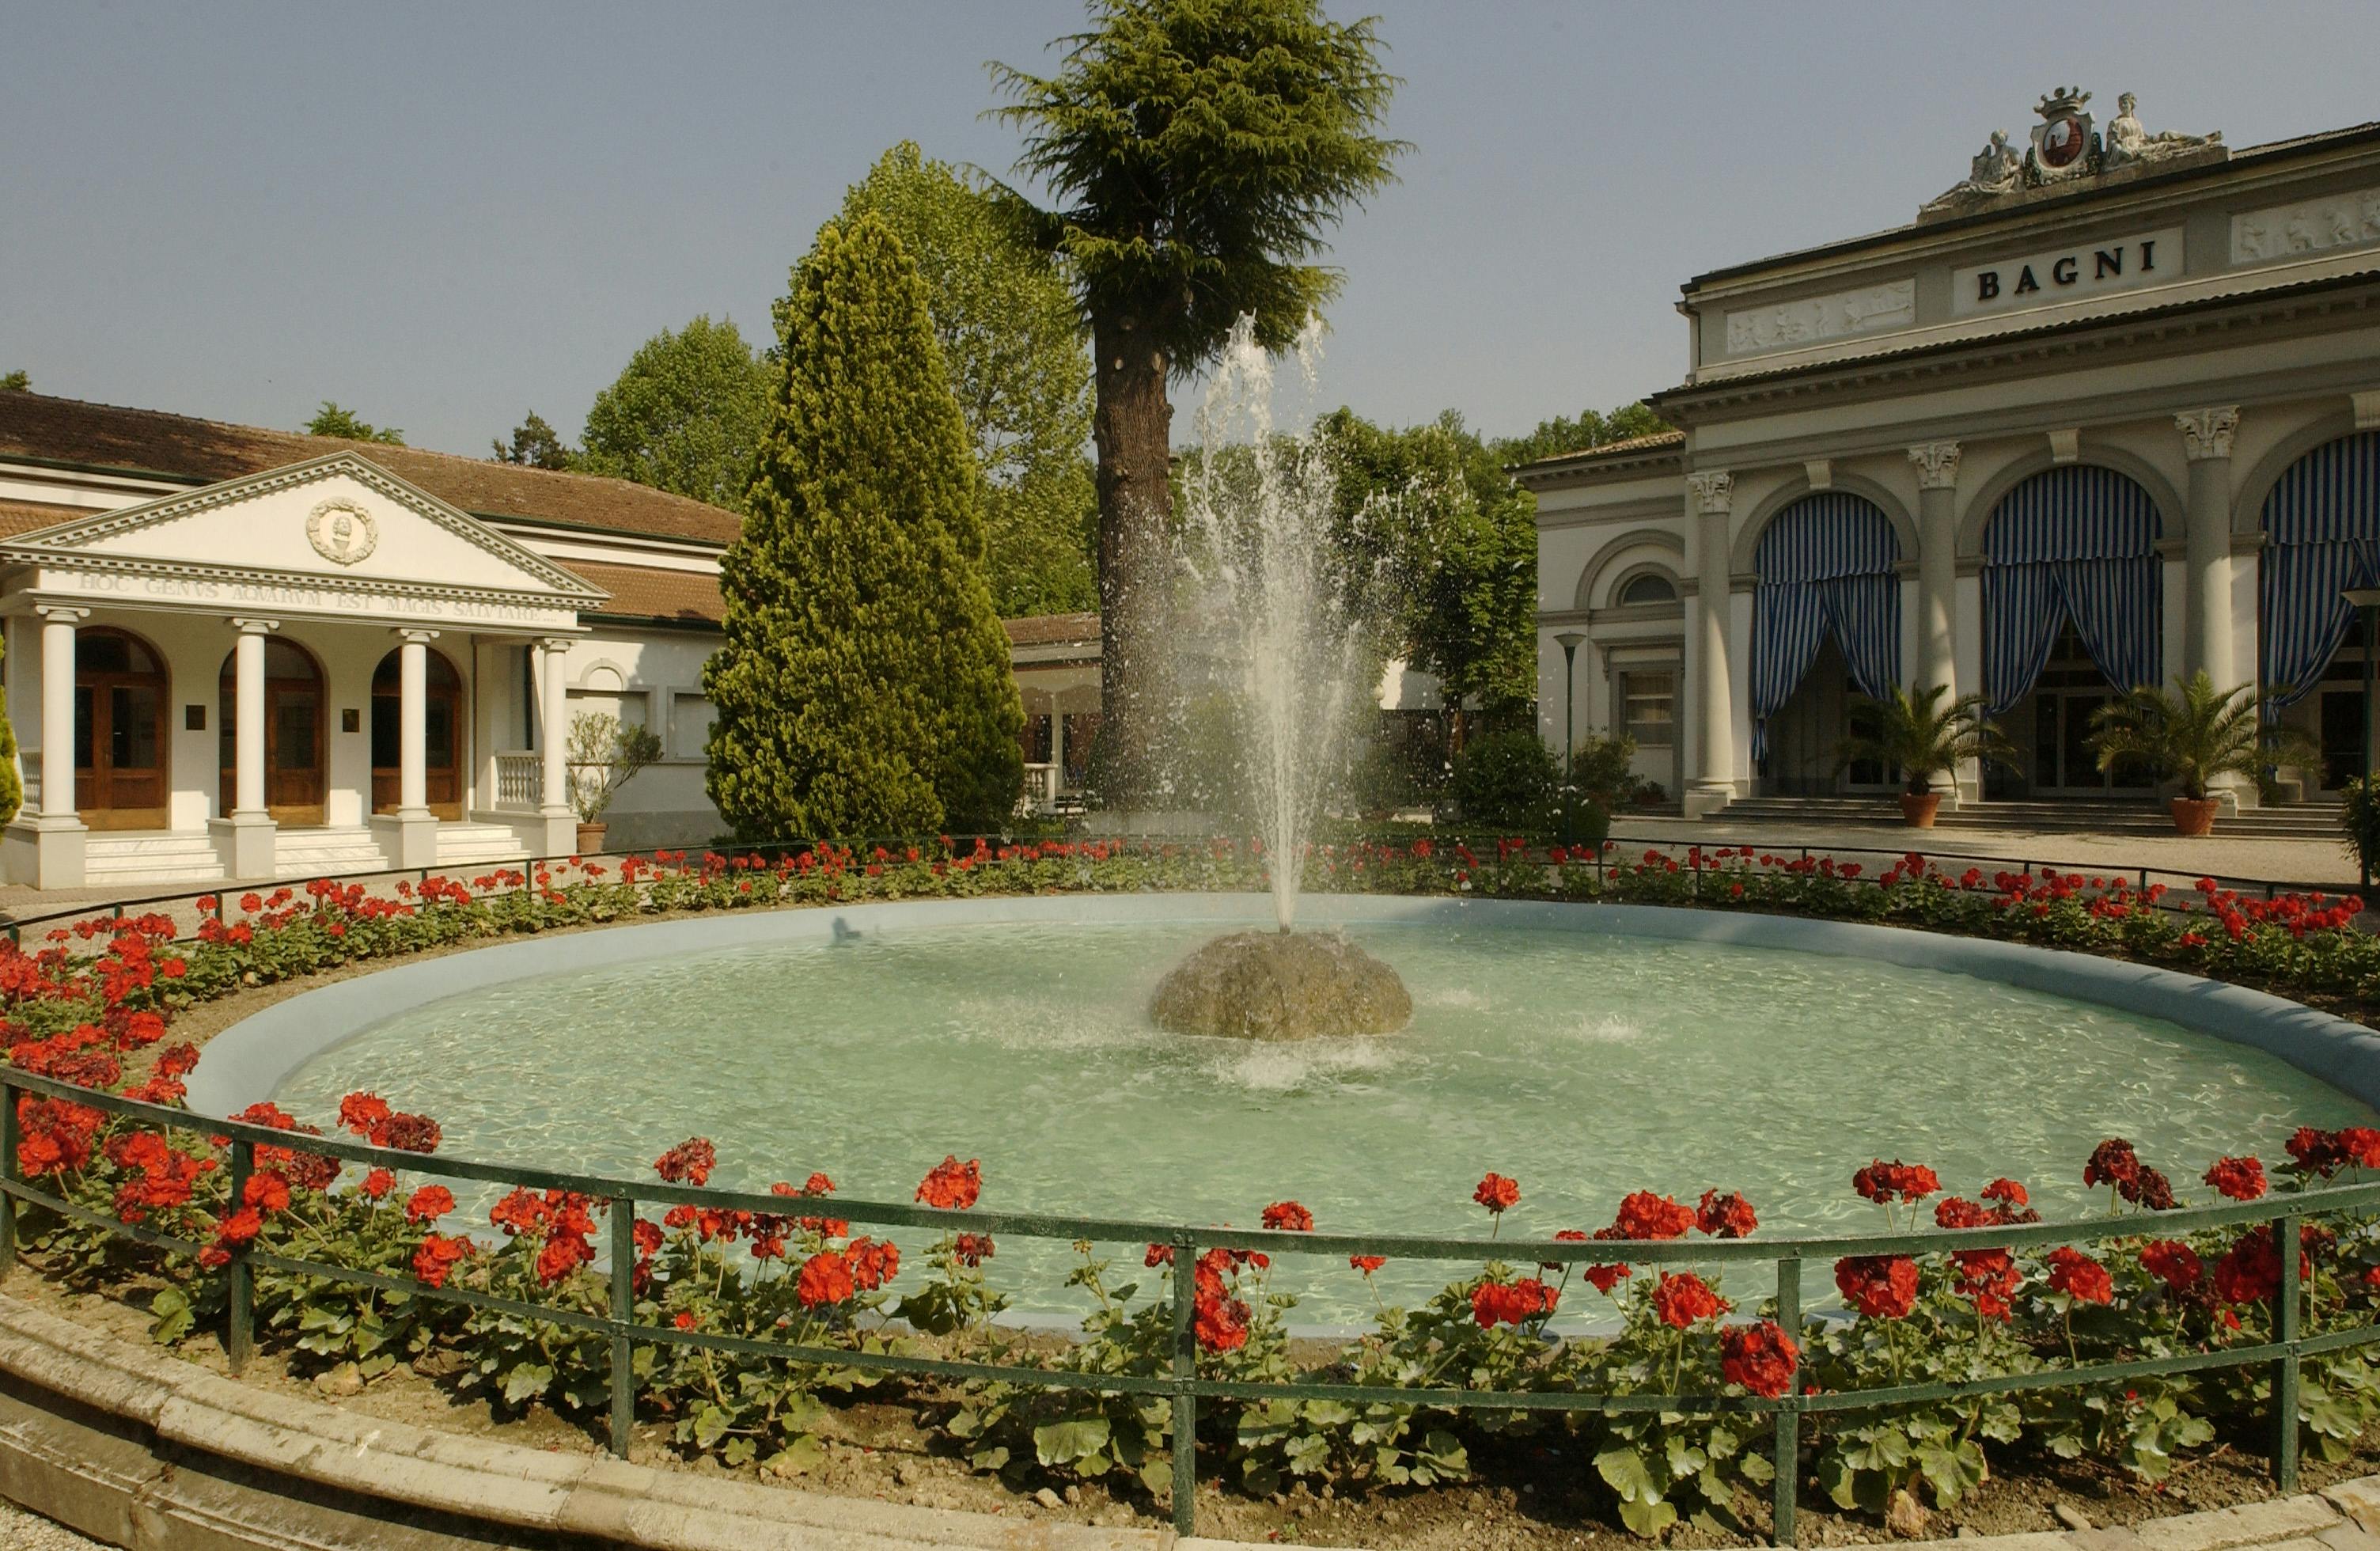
[0,453,603,887]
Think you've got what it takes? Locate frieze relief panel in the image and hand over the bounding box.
[1723,279,1915,356]
[2230,187,2380,265]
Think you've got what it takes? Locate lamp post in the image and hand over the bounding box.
[2345,588,2380,891]
[1555,631,1586,844]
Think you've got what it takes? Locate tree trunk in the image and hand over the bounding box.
[1090,310,1174,807]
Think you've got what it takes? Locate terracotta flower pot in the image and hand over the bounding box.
[574,821,608,856]
[2170,797,2219,837]
[1900,791,1942,829]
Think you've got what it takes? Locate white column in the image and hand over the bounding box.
[2177,408,2241,689]
[230,620,275,818]
[396,630,436,817]
[536,637,572,817]
[1908,442,1962,697]
[1050,704,1067,792]
[38,608,85,820]
[1685,471,1736,816]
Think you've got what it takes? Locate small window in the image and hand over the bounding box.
[1618,670,1676,747]
[1617,572,1677,606]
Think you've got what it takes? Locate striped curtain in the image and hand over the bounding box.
[2260,432,2380,714]
[1750,493,1902,757]
[1981,466,2165,712]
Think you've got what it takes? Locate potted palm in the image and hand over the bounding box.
[2085,673,2318,836]
[564,710,665,854]
[1836,684,2010,828]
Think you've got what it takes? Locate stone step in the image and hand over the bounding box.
[1707,797,2343,840]
[84,832,226,885]
[273,828,390,880]
[435,823,529,867]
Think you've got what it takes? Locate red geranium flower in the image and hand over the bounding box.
[404,1184,455,1224]
[2046,1246,2113,1305]
[2204,1155,2267,1201]
[953,1233,995,1267]
[361,1167,396,1200]
[797,1249,855,1308]
[916,1155,982,1211]
[1650,1271,1730,1329]
[337,1092,392,1138]
[1472,1173,1520,1214]
[1851,1160,1940,1204]
[654,1137,716,1186]
[1348,1254,1385,1276]
[2287,1127,2351,1179]
[2083,1138,2142,1190]
[1721,1320,1799,1398]
[241,1170,292,1215]
[411,1232,474,1289]
[1470,1276,1559,1328]
[1612,1191,1695,1241]
[1834,1254,1920,1318]
[1261,1200,1314,1232]
[846,1236,900,1291]
[1695,1189,1757,1239]
[2140,1239,2204,1295]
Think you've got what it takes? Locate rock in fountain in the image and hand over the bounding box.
[1150,931,1412,1040]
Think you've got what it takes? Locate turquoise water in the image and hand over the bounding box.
[271,921,2374,1322]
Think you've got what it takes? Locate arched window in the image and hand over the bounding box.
[218,638,327,825]
[372,647,464,818]
[76,628,169,828]
[1980,465,2162,712]
[1616,571,1678,606]
[1748,493,1902,757]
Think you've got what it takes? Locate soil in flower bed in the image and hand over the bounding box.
[9,1272,2378,1551]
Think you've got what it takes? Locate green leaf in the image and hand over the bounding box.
[968,1444,1010,1475]
[1033,1416,1112,1467]
[501,1361,554,1405]
[764,1435,826,1477]
[1138,1456,1172,1498]
[148,1288,192,1346]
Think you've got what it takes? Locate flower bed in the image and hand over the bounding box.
[4,839,2380,1543]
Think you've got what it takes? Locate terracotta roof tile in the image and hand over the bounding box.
[0,499,87,539]
[555,559,724,627]
[1511,429,1686,472]
[0,392,744,547]
[1002,611,1101,647]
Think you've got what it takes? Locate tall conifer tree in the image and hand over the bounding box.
[703,216,1023,840]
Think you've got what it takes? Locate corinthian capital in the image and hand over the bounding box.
[1686,471,1734,515]
[2176,406,2240,461]
[1907,441,1963,490]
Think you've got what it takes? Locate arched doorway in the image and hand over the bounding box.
[218,639,327,825]
[372,647,463,818]
[2257,430,2380,794]
[1979,465,2165,798]
[75,628,169,829]
[1747,492,1902,794]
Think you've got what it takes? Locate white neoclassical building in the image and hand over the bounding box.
[0,394,760,887]
[1530,93,2380,819]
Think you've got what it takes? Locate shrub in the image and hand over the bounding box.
[2343,775,2380,880]
[1450,730,1558,830]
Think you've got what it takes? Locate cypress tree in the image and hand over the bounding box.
[703,215,1023,840]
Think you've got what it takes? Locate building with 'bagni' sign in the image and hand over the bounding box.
[1529,91,2380,820]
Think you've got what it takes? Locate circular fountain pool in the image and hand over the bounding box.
[213,896,2379,1322]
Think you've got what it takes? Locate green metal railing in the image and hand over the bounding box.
[0,1064,2371,1540]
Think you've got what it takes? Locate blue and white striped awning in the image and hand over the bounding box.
[1750,493,1901,757]
[1981,465,2165,712]
[2261,430,2380,711]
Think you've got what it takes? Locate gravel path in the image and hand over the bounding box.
[0,1502,99,1550]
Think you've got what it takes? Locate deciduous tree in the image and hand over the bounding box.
[704,217,1022,840]
[303,402,404,444]
[990,0,1400,799]
[580,317,770,509]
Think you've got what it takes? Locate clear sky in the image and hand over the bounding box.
[6,2,2378,459]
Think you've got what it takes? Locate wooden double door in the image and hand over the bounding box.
[219,640,327,825]
[75,629,169,829]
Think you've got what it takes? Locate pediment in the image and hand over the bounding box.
[1,453,604,604]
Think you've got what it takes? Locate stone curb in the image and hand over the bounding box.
[1,1287,2378,1551]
